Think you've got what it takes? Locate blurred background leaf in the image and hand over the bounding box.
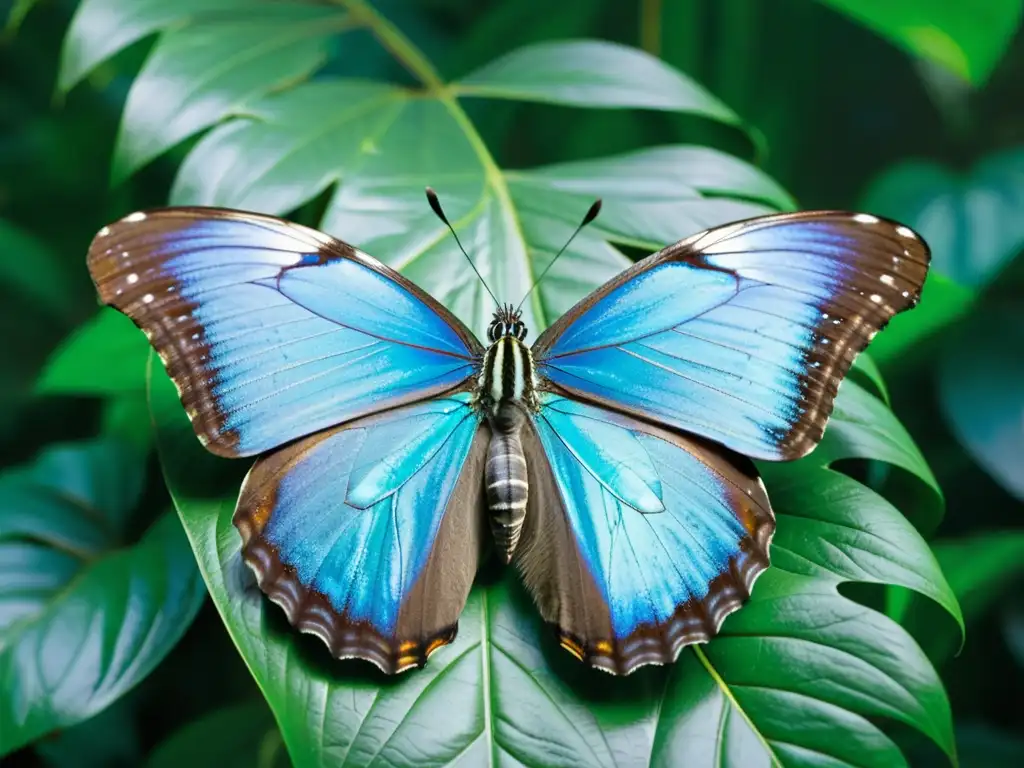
[814,0,1023,84]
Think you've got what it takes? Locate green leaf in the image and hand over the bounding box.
[169,93,776,338]
[146,702,282,768]
[34,697,140,768]
[156,382,956,767]
[861,149,1024,287]
[0,219,77,324]
[57,0,256,93]
[3,0,37,36]
[805,380,943,533]
[849,352,890,404]
[102,394,155,450]
[892,532,1024,664]
[814,0,1023,84]
[111,4,350,182]
[64,1,766,337]
[0,441,207,757]
[36,307,151,396]
[453,39,740,124]
[865,272,976,367]
[764,465,961,634]
[150,318,954,766]
[938,307,1024,500]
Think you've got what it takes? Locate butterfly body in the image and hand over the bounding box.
[476,304,539,562]
[87,204,930,675]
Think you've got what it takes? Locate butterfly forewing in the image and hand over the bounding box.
[532,211,930,461]
[86,207,482,457]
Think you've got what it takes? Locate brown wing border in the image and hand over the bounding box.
[531,210,930,460]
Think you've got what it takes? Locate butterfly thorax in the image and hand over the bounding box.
[476,305,537,563]
[476,304,538,416]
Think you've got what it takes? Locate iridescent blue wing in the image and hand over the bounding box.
[532,211,930,461]
[87,207,482,457]
[234,393,486,673]
[516,394,773,675]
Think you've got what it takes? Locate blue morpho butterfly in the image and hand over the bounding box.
[87,190,929,675]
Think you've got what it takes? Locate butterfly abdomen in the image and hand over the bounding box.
[485,402,529,563]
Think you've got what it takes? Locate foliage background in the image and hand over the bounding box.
[1,0,1023,766]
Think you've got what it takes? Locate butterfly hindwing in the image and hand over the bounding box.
[87,207,482,457]
[515,393,774,674]
[532,211,930,461]
[234,394,487,673]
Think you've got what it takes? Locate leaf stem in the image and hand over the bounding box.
[639,0,662,56]
[332,0,541,325]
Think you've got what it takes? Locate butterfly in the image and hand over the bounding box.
[86,193,929,675]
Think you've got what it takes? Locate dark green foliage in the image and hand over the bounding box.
[1,0,1022,765]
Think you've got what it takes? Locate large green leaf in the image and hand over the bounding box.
[0,440,206,756]
[814,0,1023,85]
[452,39,738,121]
[154,350,955,766]
[61,0,778,339]
[36,307,151,395]
[892,531,1024,665]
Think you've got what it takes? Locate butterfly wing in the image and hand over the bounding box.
[87,207,482,457]
[515,393,773,675]
[234,393,487,673]
[532,211,930,461]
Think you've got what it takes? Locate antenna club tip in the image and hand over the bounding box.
[425,187,449,224]
[583,199,602,226]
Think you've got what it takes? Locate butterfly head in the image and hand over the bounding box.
[488,304,527,342]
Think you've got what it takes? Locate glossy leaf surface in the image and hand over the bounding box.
[153,352,956,767]
[0,441,206,756]
[60,0,780,339]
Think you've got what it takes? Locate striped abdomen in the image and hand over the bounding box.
[485,403,529,563]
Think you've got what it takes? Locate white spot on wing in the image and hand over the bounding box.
[854,213,880,224]
[880,274,895,287]
[869,293,882,303]
[126,273,139,284]
[97,226,111,237]
[124,212,147,223]
[142,293,154,304]
[896,225,916,239]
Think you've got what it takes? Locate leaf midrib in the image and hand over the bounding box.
[693,646,783,768]
[333,0,541,328]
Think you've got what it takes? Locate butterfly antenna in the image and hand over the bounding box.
[515,199,602,314]
[425,187,500,309]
